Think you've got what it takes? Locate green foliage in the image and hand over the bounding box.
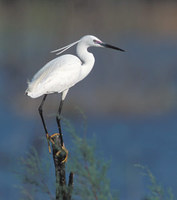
[16,147,54,200]
[63,118,118,200]
[135,164,174,200]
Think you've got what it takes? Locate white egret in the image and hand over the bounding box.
[25,35,125,152]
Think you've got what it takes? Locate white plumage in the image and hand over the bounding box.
[26,55,82,98]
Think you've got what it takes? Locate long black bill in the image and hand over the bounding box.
[101,43,125,52]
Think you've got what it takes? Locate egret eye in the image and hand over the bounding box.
[93,39,101,45]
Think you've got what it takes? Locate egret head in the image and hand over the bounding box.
[80,35,125,52]
[80,35,103,47]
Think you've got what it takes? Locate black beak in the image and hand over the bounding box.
[101,43,125,52]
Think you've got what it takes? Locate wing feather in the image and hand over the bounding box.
[27,54,82,98]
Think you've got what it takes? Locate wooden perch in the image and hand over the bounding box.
[51,133,73,200]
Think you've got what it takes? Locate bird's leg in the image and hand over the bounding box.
[38,94,54,153]
[38,94,48,133]
[55,90,69,162]
[56,99,69,163]
[56,99,64,146]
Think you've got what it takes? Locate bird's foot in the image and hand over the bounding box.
[51,133,68,163]
[56,145,68,163]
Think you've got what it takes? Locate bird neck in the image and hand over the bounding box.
[76,43,95,64]
[76,43,95,80]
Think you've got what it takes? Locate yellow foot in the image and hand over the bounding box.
[50,133,68,163]
[56,145,68,163]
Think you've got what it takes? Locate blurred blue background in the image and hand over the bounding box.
[1,0,177,199]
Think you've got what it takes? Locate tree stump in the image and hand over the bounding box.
[51,133,73,200]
